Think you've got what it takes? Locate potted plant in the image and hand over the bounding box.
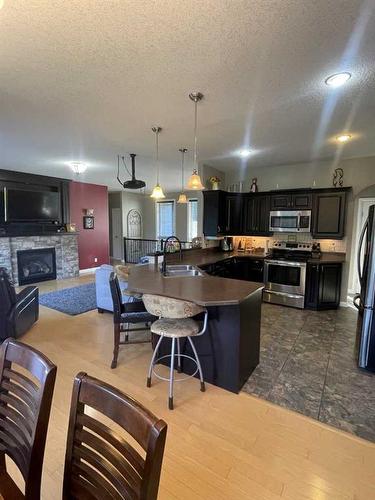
[209,176,221,190]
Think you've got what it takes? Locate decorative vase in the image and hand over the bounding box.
[211,181,220,190]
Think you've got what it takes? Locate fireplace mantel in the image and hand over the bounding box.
[0,234,79,285]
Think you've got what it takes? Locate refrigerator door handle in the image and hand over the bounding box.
[353,293,361,310]
[357,218,368,284]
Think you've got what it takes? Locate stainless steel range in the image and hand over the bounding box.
[263,241,314,309]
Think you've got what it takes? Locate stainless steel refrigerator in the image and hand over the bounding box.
[354,204,375,372]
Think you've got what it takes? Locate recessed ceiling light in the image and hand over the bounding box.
[238,149,252,158]
[70,162,87,174]
[336,134,352,143]
[325,72,351,87]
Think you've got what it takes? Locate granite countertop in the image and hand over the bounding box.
[308,252,346,264]
[127,248,345,306]
[166,249,268,267]
[127,264,263,307]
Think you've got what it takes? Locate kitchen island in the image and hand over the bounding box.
[127,256,263,393]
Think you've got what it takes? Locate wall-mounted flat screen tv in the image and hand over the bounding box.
[6,188,60,222]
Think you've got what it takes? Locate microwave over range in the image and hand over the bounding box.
[269,210,311,233]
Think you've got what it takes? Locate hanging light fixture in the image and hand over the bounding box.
[177,148,188,204]
[150,126,166,199]
[187,92,205,190]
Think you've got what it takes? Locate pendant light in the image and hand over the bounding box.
[187,92,205,190]
[150,126,165,199]
[177,148,188,204]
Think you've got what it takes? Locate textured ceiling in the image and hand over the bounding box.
[1,0,375,192]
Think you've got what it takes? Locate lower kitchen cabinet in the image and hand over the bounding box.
[305,262,342,310]
[201,257,264,283]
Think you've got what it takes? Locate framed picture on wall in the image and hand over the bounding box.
[83,216,95,229]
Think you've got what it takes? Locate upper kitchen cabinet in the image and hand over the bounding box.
[270,191,312,210]
[203,190,227,236]
[225,194,243,234]
[312,190,348,239]
[203,191,243,236]
[243,195,270,236]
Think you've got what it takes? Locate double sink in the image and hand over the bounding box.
[161,264,203,278]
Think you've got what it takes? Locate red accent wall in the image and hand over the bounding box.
[69,181,110,270]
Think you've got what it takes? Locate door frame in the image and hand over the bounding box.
[111,207,124,261]
[348,197,375,296]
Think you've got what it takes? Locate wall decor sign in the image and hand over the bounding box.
[83,216,95,229]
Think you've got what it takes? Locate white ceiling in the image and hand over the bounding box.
[1,0,375,192]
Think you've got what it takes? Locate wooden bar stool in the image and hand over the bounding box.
[142,294,208,410]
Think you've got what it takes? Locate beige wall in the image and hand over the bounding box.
[224,155,375,302]
[121,191,144,238]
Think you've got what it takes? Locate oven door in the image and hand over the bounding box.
[264,259,306,295]
[269,211,299,232]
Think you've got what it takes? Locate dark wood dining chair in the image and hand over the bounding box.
[0,338,57,499]
[63,372,167,500]
[109,272,156,369]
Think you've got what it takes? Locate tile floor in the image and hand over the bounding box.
[242,303,375,442]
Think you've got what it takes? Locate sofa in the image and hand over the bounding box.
[0,268,39,341]
[95,264,131,313]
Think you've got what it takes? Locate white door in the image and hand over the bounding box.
[111,208,123,260]
[352,198,375,294]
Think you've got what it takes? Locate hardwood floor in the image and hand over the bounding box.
[11,276,375,499]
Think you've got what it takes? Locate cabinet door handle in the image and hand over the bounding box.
[217,225,221,233]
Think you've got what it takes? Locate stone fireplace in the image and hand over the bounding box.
[0,234,79,285]
[17,248,57,285]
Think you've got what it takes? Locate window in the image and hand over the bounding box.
[187,199,198,241]
[156,200,175,239]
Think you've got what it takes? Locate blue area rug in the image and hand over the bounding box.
[39,283,97,315]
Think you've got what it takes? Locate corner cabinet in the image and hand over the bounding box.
[225,195,243,234]
[312,191,347,239]
[202,190,226,236]
[305,262,342,310]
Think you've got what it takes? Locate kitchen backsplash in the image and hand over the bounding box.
[233,234,347,253]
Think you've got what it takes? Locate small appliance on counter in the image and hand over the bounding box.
[311,242,321,259]
[220,236,233,252]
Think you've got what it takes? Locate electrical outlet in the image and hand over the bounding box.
[94,257,98,263]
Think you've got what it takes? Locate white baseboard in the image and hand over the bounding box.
[79,267,100,275]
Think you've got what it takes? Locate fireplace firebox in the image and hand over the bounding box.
[17,248,57,285]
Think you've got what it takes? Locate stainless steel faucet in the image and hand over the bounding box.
[161,236,183,275]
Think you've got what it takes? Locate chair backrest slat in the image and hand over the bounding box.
[0,338,57,499]
[109,272,123,321]
[63,372,167,500]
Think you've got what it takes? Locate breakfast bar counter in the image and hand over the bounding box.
[127,263,263,306]
[128,263,263,393]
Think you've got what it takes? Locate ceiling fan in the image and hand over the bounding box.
[117,153,146,190]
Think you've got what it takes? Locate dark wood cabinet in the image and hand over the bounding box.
[270,191,312,210]
[203,191,243,236]
[225,195,243,234]
[203,187,349,238]
[305,262,342,310]
[203,190,226,236]
[243,195,270,236]
[312,191,346,239]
